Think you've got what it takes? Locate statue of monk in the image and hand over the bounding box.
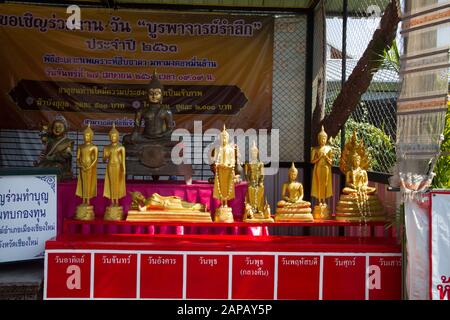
[122,69,192,183]
[213,125,235,222]
[35,119,74,180]
[243,141,272,222]
[103,123,126,220]
[275,163,313,222]
[311,126,333,219]
[123,69,174,144]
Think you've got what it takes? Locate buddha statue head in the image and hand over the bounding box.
[250,141,259,162]
[51,119,67,138]
[351,153,361,169]
[318,126,328,146]
[83,123,94,143]
[148,69,163,104]
[109,123,119,144]
[339,131,370,174]
[220,124,229,146]
[288,162,298,182]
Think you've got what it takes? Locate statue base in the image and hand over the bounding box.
[335,193,386,222]
[275,213,314,222]
[214,206,234,223]
[312,204,331,220]
[244,213,274,223]
[126,209,212,222]
[275,206,313,222]
[104,205,124,221]
[74,204,94,221]
[124,139,193,184]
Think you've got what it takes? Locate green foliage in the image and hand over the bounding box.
[431,104,450,189]
[374,39,400,74]
[329,118,396,173]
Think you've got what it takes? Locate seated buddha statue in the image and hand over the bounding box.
[123,70,174,145]
[275,163,313,222]
[122,70,192,183]
[342,154,377,195]
[243,141,273,222]
[127,191,211,222]
[335,131,385,222]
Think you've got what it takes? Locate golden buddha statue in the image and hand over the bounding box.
[103,123,126,221]
[74,123,98,220]
[311,126,333,219]
[213,125,235,222]
[127,192,211,222]
[335,131,385,222]
[243,141,273,222]
[275,163,313,222]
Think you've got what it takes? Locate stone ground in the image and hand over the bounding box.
[0,260,43,300]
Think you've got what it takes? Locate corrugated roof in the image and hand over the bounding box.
[326,59,400,86]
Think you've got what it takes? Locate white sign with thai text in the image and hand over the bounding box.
[0,175,57,263]
[430,192,450,300]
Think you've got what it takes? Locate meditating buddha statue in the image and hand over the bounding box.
[311,126,333,219]
[243,141,273,222]
[35,119,74,180]
[103,124,127,221]
[335,131,385,222]
[275,163,313,222]
[122,69,192,183]
[74,123,98,221]
[213,125,235,222]
[126,191,212,222]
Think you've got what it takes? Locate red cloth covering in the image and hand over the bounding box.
[57,180,267,236]
[46,233,401,253]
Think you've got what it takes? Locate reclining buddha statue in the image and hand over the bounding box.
[127,191,212,222]
[275,163,313,222]
[335,131,385,222]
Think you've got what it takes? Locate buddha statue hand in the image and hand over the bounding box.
[130,191,146,210]
[245,203,254,220]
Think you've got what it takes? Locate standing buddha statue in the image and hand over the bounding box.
[335,131,385,222]
[74,123,98,220]
[213,125,235,222]
[275,163,313,222]
[103,123,126,221]
[311,126,333,219]
[243,141,273,222]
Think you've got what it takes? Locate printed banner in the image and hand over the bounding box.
[45,251,402,300]
[0,174,57,263]
[430,191,450,300]
[0,4,274,132]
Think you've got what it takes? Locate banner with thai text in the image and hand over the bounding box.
[45,251,402,300]
[0,174,57,263]
[430,191,450,300]
[0,4,274,132]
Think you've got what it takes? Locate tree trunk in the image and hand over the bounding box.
[316,0,400,141]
